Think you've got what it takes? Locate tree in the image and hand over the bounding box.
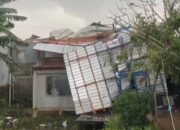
[110,0,180,84]
[112,90,154,127]
[0,0,27,107]
[105,90,155,130]
[0,0,27,72]
[109,0,179,129]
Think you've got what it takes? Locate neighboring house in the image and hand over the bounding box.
[0,34,38,105]
[0,35,39,89]
[12,37,38,104]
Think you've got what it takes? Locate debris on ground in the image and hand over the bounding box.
[62,120,67,128]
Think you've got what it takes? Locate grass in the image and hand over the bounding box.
[0,87,78,129]
[0,98,77,129]
[0,106,78,129]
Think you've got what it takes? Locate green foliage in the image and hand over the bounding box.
[164,37,180,84]
[0,0,15,6]
[0,52,18,72]
[104,50,128,71]
[104,53,118,71]
[105,115,126,130]
[128,60,149,80]
[130,4,180,84]
[117,50,128,63]
[0,0,27,73]
[130,124,156,130]
[107,1,179,129]
[112,0,180,84]
[105,115,156,130]
[112,90,154,128]
[105,90,155,130]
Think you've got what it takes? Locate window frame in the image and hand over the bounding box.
[45,74,71,97]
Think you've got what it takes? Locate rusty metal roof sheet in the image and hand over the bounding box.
[33,31,131,54]
[30,31,113,45]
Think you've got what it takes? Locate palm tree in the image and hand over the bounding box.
[0,0,27,72]
[0,0,27,106]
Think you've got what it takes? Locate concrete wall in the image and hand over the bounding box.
[0,44,37,87]
[12,44,37,102]
[33,69,74,111]
[13,44,37,64]
[0,47,9,86]
[14,75,32,102]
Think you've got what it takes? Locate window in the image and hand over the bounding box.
[46,74,71,96]
[17,51,24,60]
[118,71,149,92]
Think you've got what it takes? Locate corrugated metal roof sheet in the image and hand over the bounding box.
[63,32,131,114]
[33,43,84,54]
[33,31,131,54]
[69,24,112,38]
[49,29,74,40]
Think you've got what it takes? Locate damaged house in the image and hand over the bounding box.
[31,23,168,114]
[32,50,74,111]
[0,36,38,105]
[32,23,114,111]
[63,31,168,114]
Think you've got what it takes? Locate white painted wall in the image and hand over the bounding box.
[0,47,9,86]
[33,69,74,111]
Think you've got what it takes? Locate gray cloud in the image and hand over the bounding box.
[53,0,117,21]
[7,0,118,39]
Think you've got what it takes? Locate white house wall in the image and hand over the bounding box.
[33,69,74,111]
[0,47,9,86]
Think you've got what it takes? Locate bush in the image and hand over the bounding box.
[130,124,156,130]
[105,115,126,130]
[112,90,154,127]
[105,115,156,130]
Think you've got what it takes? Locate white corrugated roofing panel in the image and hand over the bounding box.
[69,24,112,38]
[63,39,123,114]
[33,43,83,54]
[149,72,168,94]
[64,31,167,114]
[49,29,74,40]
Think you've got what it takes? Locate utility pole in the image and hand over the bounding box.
[8,47,12,107]
[9,73,11,107]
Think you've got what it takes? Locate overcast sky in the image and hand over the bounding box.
[7,0,118,39]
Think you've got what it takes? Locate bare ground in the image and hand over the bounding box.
[158,108,180,130]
